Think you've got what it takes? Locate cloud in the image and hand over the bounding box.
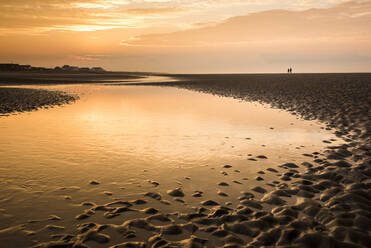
[121,0,371,48]
[71,55,99,61]
[0,0,350,34]
[0,0,185,33]
[122,7,183,15]
[111,0,371,73]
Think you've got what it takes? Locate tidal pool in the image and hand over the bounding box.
[0,77,340,246]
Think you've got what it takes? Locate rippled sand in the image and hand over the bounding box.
[0,87,76,115]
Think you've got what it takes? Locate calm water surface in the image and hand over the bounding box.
[0,77,339,231]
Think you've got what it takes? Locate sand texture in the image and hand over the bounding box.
[0,87,77,115]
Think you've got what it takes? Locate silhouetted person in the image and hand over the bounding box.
[288,68,290,73]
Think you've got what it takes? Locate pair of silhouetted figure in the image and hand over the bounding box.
[288,68,293,73]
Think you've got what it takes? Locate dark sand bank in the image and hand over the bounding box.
[0,87,77,115]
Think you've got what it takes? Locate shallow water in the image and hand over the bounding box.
[0,77,341,246]
[102,75,178,83]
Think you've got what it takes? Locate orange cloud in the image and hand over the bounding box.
[0,1,184,33]
[123,7,183,15]
[71,55,100,61]
[113,0,370,72]
[121,1,371,48]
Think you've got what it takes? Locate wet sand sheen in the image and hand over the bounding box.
[0,75,369,247]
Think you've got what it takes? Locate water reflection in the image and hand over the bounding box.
[0,84,332,171]
[0,80,339,231]
[102,75,178,84]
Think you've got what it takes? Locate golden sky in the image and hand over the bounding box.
[0,0,370,73]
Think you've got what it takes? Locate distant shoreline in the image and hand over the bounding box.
[0,71,148,85]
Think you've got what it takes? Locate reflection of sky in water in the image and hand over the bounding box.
[101,75,178,83]
[0,80,337,187]
[0,79,344,230]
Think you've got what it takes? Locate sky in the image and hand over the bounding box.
[0,0,370,73]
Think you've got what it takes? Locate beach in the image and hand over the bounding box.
[0,72,370,248]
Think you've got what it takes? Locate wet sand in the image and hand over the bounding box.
[0,73,370,247]
[0,87,77,115]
